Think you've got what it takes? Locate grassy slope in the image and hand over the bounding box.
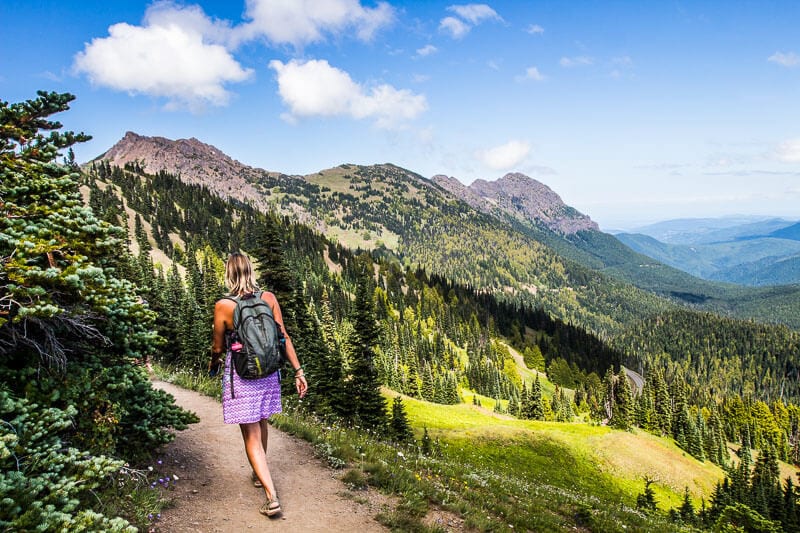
[401,392,723,511]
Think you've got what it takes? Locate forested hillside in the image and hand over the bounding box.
[86,160,800,460]
[84,158,800,529]
[99,133,800,332]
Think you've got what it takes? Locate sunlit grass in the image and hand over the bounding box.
[400,389,724,511]
[151,362,222,398]
[153,365,716,530]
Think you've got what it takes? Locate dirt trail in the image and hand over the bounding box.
[152,381,391,532]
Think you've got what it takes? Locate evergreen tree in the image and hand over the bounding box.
[652,368,672,436]
[531,375,544,420]
[0,92,196,527]
[421,427,433,455]
[636,477,658,513]
[611,370,633,430]
[253,215,295,308]
[343,257,387,430]
[678,486,696,524]
[750,445,781,519]
[390,396,414,444]
[160,261,185,363]
[603,368,615,422]
[783,477,798,531]
[134,213,151,253]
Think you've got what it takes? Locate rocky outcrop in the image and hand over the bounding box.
[433,172,598,235]
[97,132,293,211]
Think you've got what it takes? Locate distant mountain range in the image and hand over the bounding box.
[91,132,800,329]
[615,217,800,286]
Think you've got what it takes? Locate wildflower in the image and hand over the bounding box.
[148,466,154,471]
[158,478,164,483]
[173,474,180,481]
[157,459,163,465]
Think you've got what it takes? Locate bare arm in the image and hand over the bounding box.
[210,299,234,370]
[262,292,307,398]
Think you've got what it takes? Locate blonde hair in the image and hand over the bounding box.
[225,252,258,296]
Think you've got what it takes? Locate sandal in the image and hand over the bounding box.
[251,471,263,488]
[259,498,281,517]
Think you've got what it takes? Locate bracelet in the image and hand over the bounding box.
[293,366,302,373]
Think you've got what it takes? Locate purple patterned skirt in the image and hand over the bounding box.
[222,352,282,424]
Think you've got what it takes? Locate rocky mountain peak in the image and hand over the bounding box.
[433,172,598,235]
[96,132,288,212]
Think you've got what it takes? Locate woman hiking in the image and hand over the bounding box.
[210,252,308,517]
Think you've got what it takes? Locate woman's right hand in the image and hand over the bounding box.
[295,372,308,398]
[208,354,222,377]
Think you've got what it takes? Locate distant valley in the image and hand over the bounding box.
[615,217,800,286]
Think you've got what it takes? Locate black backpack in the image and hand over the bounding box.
[225,291,286,398]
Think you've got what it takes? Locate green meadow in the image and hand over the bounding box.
[401,389,724,513]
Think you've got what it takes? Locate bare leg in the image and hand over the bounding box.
[260,418,269,454]
[240,421,277,502]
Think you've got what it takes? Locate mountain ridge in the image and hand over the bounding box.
[97,131,292,213]
[92,132,800,330]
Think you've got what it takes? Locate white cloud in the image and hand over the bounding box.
[776,139,800,162]
[526,24,544,35]
[517,66,545,81]
[560,56,593,67]
[412,73,430,83]
[476,140,531,170]
[234,0,394,47]
[440,3,501,39]
[144,2,233,45]
[439,16,471,38]
[416,44,438,57]
[447,4,502,24]
[73,6,252,110]
[768,51,800,67]
[269,59,427,128]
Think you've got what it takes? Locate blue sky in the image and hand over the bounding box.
[2,1,800,229]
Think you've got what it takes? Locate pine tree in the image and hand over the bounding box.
[253,215,295,308]
[160,261,185,363]
[678,486,696,524]
[0,92,196,527]
[783,477,798,531]
[421,427,433,455]
[390,396,414,444]
[611,370,633,430]
[343,257,387,430]
[287,283,335,414]
[530,375,544,420]
[652,368,672,436]
[603,368,615,422]
[636,477,658,513]
[134,213,151,253]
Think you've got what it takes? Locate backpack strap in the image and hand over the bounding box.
[221,295,240,399]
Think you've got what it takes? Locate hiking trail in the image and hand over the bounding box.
[152,380,391,532]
